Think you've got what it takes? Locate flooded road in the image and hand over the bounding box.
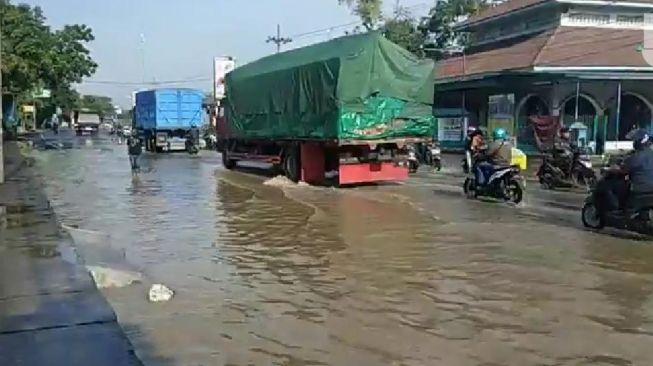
[30,133,653,365]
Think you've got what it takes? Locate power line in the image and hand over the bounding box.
[84,76,211,86]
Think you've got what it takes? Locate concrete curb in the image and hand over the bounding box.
[0,141,143,366]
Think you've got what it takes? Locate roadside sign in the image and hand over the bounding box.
[33,89,51,98]
[22,105,35,113]
[213,56,235,100]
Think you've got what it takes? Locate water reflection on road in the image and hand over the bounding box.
[32,136,653,365]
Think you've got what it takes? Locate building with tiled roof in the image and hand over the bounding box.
[434,0,653,153]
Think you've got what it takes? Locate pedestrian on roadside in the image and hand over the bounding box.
[126,133,142,173]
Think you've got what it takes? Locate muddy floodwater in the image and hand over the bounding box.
[30,135,653,365]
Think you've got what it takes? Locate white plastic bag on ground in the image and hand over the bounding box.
[148,284,174,302]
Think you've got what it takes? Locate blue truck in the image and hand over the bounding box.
[134,88,205,152]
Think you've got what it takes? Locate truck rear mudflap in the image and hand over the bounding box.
[338,162,408,185]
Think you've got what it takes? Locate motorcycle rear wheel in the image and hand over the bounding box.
[505,180,523,204]
[582,202,605,229]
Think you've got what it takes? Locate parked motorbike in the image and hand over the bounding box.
[407,144,419,173]
[424,143,442,171]
[204,133,217,150]
[582,171,653,235]
[538,148,596,189]
[463,164,525,204]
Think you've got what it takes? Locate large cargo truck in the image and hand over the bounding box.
[217,32,435,185]
[134,88,205,152]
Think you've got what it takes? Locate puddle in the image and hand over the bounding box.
[62,224,144,289]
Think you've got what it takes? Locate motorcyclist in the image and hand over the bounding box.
[598,129,653,212]
[464,126,484,173]
[554,126,574,153]
[464,126,484,152]
[545,126,575,177]
[475,128,513,185]
[188,124,200,146]
[51,114,60,135]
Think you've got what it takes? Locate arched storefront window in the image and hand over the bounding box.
[605,93,653,141]
[562,96,598,125]
[516,95,550,151]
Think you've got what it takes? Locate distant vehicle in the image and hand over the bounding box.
[134,88,205,153]
[74,112,100,136]
[122,126,132,136]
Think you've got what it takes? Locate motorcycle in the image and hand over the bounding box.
[582,171,653,235]
[463,163,525,204]
[424,143,442,171]
[185,138,199,155]
[204,133,217,150]
[407,144,419,173]
[538,148,596,190]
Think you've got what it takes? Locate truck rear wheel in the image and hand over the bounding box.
[222,151,235,169]
[283,145,301,182]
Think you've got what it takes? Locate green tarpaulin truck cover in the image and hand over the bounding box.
[225,31,435,140]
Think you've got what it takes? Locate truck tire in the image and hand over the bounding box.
[221,151,235,169]
[283,145,301,182]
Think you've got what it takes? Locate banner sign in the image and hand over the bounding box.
[213,56,235,100]
[437,116,467,142]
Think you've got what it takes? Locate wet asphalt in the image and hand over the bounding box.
[26,128,653,366]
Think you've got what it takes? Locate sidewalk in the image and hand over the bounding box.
[0,142,142,366]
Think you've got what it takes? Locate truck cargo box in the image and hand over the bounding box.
[224,32,435,141]
[134,88,205,131]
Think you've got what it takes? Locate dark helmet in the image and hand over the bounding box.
[631,128,650,151]
[559,126,570,134]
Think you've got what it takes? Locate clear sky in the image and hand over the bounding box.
[22,0,431,107]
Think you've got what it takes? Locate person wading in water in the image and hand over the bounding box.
[126,132,142,173]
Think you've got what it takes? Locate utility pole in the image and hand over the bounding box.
[0,16,4,184]
[266,24,292,53]
[139,33,147,84]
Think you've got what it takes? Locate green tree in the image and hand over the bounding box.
[381,12,425,56]
[0,0,96,110]
[0,1,50,95]
[41,24,97,107]
[79,95,114,117]
[339,0,383,30]
[422,0,489,59]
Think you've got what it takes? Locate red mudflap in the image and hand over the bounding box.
[338,162,408,185]
[301,142,325,184]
